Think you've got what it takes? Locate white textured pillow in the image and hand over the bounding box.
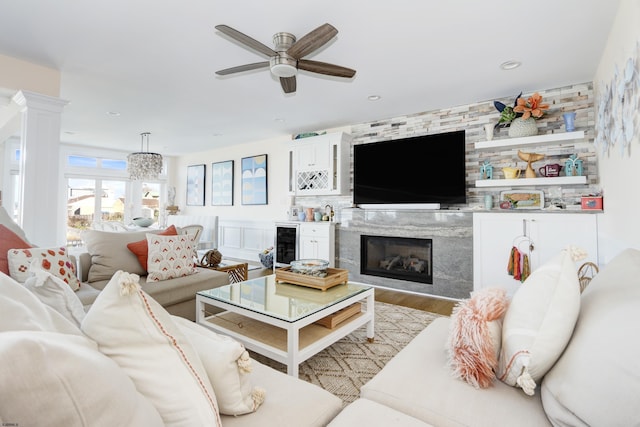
[0,272,82,335]
[497,246,586,395]
[541,248,640,426]
[173,315,266,415]
[146,233,197,282]
[8,246,80,290]
[81,270,222,427]
[0,331,164,427]
[23,261,86,327]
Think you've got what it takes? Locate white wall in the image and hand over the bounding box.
[594,0,640,262]
[172,134,293,223]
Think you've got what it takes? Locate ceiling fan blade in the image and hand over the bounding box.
[215,24,277,57]
[215,61,270,76]
[298,59,356,78]
[280,76,297,93]
[287,23,338,59]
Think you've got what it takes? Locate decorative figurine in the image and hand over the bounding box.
[517,150,545,178]
[565,154,583,176]
[480,160,493,180]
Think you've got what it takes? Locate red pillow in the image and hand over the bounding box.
[0,224,32,275]
[127,225,178,271]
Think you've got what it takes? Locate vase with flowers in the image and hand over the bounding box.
[494,92,550,138]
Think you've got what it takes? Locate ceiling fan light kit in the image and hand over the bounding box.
[215,23,356,93]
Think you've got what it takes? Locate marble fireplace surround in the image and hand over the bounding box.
[336,208,473,299]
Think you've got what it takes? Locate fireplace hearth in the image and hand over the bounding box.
[360,235,433,284]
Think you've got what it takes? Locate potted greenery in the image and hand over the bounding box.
[494,92,549,137]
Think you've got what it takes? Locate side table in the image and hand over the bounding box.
[208,262,248,283]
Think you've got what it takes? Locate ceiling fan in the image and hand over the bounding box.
[214,23,356,94]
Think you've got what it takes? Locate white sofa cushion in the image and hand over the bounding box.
[328,398,433,427]
[81,270,222,427]
[361,317,551,427]
[173,316,266,415]
[541,248,640,426]
[23,262,86,327]
[220,359,343,427]
[496,246,585,395]
[0,331,163,427]
[0,272,82,335]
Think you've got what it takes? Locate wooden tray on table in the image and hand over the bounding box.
[275,267,349,291]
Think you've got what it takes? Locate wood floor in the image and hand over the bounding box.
[253,266,457,316]
[374,287,456,316]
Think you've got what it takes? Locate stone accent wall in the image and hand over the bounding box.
[350,82,598,208]
[294,82,598,298]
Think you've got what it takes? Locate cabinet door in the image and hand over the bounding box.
[531,214,598,267]
[299,223,335,266]
[473,213,531,295]
[295,141,329,171]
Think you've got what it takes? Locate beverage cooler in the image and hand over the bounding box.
[274,222,299,267]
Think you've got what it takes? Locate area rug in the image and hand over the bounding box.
[250,301,444,405]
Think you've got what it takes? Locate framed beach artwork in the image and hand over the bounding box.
[186,164,206,206]
[211,160,234,206]
[241,154,268,205]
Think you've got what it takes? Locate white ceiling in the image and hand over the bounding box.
[0,0,620,155]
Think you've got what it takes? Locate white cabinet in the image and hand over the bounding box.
[299,222,336,266]
[473,212,598,295]
[288,132,351,195]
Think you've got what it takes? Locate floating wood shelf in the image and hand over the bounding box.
[475,176,587,187]
[475,130,585,150]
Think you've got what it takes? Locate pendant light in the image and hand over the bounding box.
[127,132,163,180]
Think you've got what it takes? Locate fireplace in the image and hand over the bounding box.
[360,235,433,284]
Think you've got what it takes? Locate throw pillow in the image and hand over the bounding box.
[541,248,640,426]
[82,229,160,283]
[0,331,163,427]
[24,261,86,328]
[447,287,509,389]
[496,246,586,396]
[0,224,31,275]
[0,271,82,336]
[0,206,30,244]
[127,225,178,271]
[7,246,81,291]
[146,233,197,282]
[173,315,266,415]
[81,270,222,426]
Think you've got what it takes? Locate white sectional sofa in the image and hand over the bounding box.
[1,207,342,426]
[329,248,640,426]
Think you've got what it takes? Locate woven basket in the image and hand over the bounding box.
[578,261,599,292]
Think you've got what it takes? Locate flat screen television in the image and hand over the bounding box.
[353,130,467,209]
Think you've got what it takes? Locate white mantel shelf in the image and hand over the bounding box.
[475,176,587,187]
[475,130,586,150]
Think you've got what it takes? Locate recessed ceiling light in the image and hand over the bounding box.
[368,95,381,101]
[274,118,286,123]
[500,60,522,70]
[64,131,77,135]
[212,133,223,137]
[106,111,121,117]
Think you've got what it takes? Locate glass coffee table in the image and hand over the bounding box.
[196,274,374,377]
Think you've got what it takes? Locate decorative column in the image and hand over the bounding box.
[12,90,68,247]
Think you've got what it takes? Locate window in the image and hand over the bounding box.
[62,146,166,246]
